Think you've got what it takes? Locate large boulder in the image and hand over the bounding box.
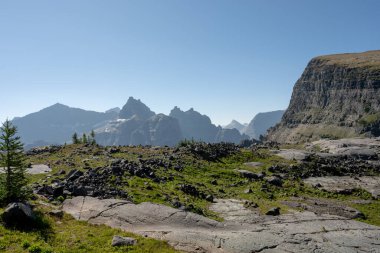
[2,202,36,228]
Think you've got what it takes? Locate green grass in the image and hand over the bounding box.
[0,204,179,253]
[352,201,380,226]
[358,113,380,126]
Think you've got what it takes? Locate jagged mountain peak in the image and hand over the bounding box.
[119,97,155,120]
[223,120,247,134]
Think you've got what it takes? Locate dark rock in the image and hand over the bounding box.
[266,176,283,187]
[72,186,87,196]
[205,195,214,202]
[266,207,281,216]
[2,202,36,227]
[179,184,200,197]
[236,170,260,180]
[111,235,137,247]
[66,169,83,181]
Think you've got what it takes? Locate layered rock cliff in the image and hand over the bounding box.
[268,50,380,143]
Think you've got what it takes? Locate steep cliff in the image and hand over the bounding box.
[268,50,380,143]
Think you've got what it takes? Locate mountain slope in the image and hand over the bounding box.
[244,110,284,139]
[12,103,117,145]
[169,107,217,142]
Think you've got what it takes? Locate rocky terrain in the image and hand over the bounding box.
[268,50,380,143]
[7,136,376,252]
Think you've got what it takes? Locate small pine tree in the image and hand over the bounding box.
[72,132,79,144]
[90,130,96,145]
[82,133,87,144]
[0,119,28,203]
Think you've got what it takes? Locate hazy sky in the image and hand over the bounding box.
[1,0,379,125]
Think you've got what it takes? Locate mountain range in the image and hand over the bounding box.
[12,97,282,148]
[223,110,285,140]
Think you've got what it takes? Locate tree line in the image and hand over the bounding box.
[72,130,96,145]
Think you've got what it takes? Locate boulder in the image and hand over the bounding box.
[266,207,280,216]
[111,236,137,247]
[2,202,36,227]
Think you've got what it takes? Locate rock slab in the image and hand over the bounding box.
[63,197,380,253]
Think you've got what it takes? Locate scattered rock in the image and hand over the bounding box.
[111,236,137,247]
[236,170,260,180]
[179,184,201,197]
[26,145,61,155]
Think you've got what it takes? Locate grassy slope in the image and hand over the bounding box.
[316,50,380,70]
[0,205,178,253]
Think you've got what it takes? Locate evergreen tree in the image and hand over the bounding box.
[0,119,27,203]
[90,130,96,145]
[82,133,87,144]
[72,132,79,144]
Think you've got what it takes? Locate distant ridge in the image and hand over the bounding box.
[13,98,249,147]
[12,103,117,147]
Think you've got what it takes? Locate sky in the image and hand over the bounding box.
[0,0,379,126]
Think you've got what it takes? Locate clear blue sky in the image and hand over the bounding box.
[1,0,379,125]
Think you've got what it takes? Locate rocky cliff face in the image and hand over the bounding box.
[268,50,380,143]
